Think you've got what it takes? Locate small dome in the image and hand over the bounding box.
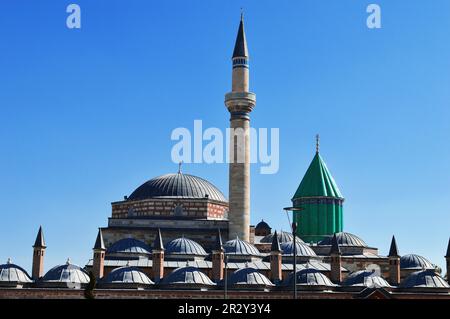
[42,261,90,284]
[285,268,335,287]
[224,238,261,256]
[400,254,434,270]
[103,266,154,285]
[128,173,226,202]
[227,267,274,287]
[344,270,391,288]
[0,260,32,284]
[107,238,152,255]
[280,241,317,257]
[260,231,304,244]
[318,232,367,247]
[255,220,271,231]
[161,266,215,287]
[400,270,449,289]
[165,237,207,256]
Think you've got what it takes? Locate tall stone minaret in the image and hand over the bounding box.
[225,14,256,241]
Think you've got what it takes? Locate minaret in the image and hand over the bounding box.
[211,229,225,282]
[32,226,46,280]
[388,235,401,286]
[270,231,283,282]
[152,228,165,283]
[329,233,342,283]
[92,228,106,279]
[225,14,256,241]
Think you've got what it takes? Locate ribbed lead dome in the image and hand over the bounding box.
[224,238,261,256]
[165,237,207,256]
[260,231,304,244]
[42,262,90,284]
[400,254,434,270]
[103,266,154,285]
[280,241,317,257]
[318,232,367,247]
[161,266,215,287]
[400,270,449,289]
[0,261,32,284]
[227,267,274,287]
[344,270,391,288]
[285,268,335,287]
[106,238,152,255]
[128,173,226,202]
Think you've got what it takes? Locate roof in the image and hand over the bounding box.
[224,237,261,256]
[280,241,317,257]
[160,266,215,286]
[388,235,399,257]
[165,237,207,256]
[106,238,152,255]
[128,173,226,202]
[255,220,271,231]
[260,231,303,244]
[33,226,46,248]
[400,270,449,289]
[318,232,367,248]
[344,270,391,288]
[292,152,343,199]
[232,14,248,58]
[227,267,274,287]
[284,267,335,287]
[400,254,434,270]
[0,260,32,284]
[93,229,106,250]
[102,266,154,285]
[42,261,90,284]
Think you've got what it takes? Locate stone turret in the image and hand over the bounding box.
[92,228,106,279]
[152,228,165,283]
[270,231,283,282]
[329,233,342,283]
[388,235,401,286]
[32,226,46,280]
[212,229,225,282]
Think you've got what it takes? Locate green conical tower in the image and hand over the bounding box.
[291,136,344,243]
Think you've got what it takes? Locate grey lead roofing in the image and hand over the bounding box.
[42,263,90,283]
[0,261,32,283]
[388,235,399,257]
[102,266,154,285]
[165,237,208,256]
[260,231,304,244]
[284,267,336,287]
[400,254,434,270]
[128,173,226,202]
[106,238,152,255]
[33,226,46,248]
[93,229,106,250]
[232,14,248,58]
[344,270,391,288]
[400,269,449,288]
[227,267,274,286]
[160,266,216,286]
[280,241,317,257]
[223,237,261,256]
[318,232,367,247]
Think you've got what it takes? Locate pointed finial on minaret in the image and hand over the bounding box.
[388,235,400,257]
[316,134,320,153]
[7,258,12,264]
[178,161,183,174]
[240,8,244,20]
[66,257,71,265]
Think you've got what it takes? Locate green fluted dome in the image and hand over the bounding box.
[293,153,343,199]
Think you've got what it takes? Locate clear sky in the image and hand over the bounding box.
[0,0,449,273]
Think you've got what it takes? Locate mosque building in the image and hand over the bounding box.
[0,15,449,299]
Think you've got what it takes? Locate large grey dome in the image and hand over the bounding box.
[42,261,90,285]
[227,267,274,287]
[128,173,227,202]
[224,238,261,256]
[165,237,207,256]
[318,232,367,247]
[280,241,317,257]
[106,238,152,256]
[260,231,303,244]
[400,270,449,289]
[400,254,434,270]
[0,260,32,285]
[160,266,215,288]
[103,266,154,285]
[344,270,391,288]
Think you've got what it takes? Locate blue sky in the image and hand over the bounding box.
[0,0,449,273]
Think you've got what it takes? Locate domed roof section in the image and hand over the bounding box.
[103,266,154,285]
[344,270,391,288]
[318,232,367,247]
[228,267,274,287]
[165,237,207,256]
[285,267,335,287]
[255,220,271,231]
[260,231,304,244]
[400,270,449,289]
[224,237,261,256]
[280,241,317,257]
[42,260,90,284]
[106,238,152,255]
[293,152,343,199]
[0,259,32,284]
[161,266,215,287]
[400,254,434,270]
[128,173,226,202]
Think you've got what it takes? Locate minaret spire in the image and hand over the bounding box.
[316,134,320,153]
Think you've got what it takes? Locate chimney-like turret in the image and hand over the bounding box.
[212,229,225,282]
[92,228,106,279]
[270,231,283,282]
[152,228,165,283]
[388,235,401,286]
[32,226,46,280]
[329,233,342,284]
